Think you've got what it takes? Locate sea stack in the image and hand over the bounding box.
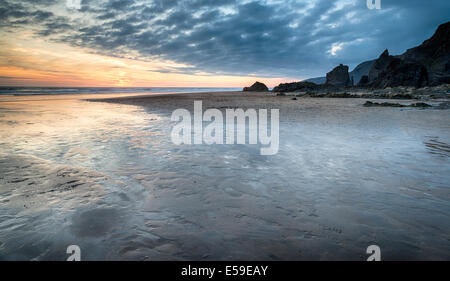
[243,81,269,92]
[326,64,351,87]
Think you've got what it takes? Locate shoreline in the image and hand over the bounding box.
[87,88,450,114]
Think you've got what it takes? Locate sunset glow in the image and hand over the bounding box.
[1,0,448,88]
[0,32,291,87]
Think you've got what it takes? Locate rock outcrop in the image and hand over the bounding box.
[400,21,450,86]
[325,64,351,87]
[305,60,374,86]
[365,49,429,88]
[368,49,396,83]
[370,58,428,88]
[272,81,319,92]
[243,81,269,92]
[281,21,450,90]
[365,22,450,88]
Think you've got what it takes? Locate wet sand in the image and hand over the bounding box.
[0,91,449,260]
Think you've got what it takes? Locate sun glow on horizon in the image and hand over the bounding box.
[0,31,293,88]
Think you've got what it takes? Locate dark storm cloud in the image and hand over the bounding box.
[1,0,449,78]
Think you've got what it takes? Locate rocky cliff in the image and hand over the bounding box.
[369,58,428,88]
[368,49,396,83]
[400,21,450,85]
[274,21,450,90]
[367,21,450,88]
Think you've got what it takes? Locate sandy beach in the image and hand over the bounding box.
[2,0,450,269]
[1,90,449,260]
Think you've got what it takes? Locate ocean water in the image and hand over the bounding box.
[0,92,449,260]
[0,87,241,96]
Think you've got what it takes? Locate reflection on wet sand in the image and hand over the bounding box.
[0,93,449,260]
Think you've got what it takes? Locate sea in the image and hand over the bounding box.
[0,87,242,96]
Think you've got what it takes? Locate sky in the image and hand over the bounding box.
[0,0,449,87]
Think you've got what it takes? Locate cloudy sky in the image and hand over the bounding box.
[0,0,449,87]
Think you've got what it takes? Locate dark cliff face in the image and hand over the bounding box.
[325,64,351,87]
[365,22,450,88]
[400,21,450,85]
[367,49,428,88]
[368,49,396,83]
[370,58,428,88]
[243,81,269,91]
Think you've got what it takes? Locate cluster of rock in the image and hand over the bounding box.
[272,81,321,92]
[358,49,429,88]
[305,60,374,86]
[356,21,449,88]
[243,21,450,93]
